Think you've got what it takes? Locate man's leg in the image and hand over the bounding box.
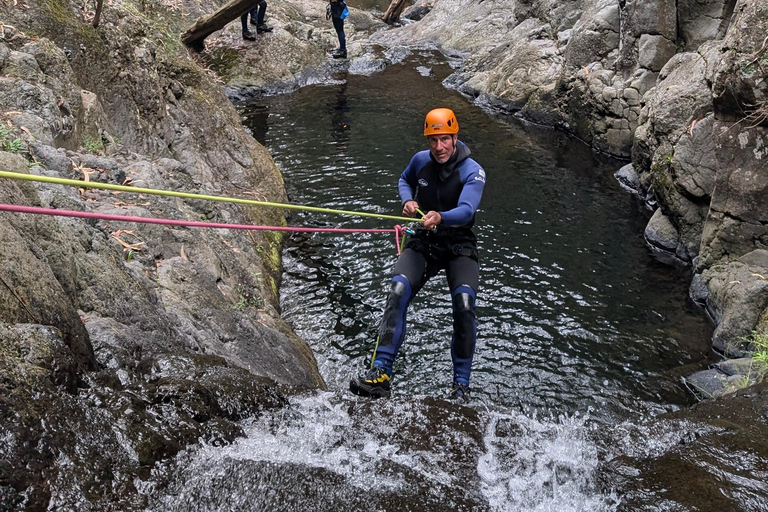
[447,256,479,394]
[241,13,255,40]
[350,248,429,397]
[371,248,427,374]
[255,1,273,32]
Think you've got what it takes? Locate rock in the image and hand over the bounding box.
[698,123,768,268]
[715,357,756,377]
[623,0,677,41]
[684,367,750,399]
[28,143,72,175]
[628,68,658,96]
[645,208,687,266]
[671,113,717,198]
[689,272,709,305]
[678,0,734,51]
[403,0,436,21]
[614,162,642,195]
[638,34,677,72]
[3,50,44,82]
[701,262,768,355]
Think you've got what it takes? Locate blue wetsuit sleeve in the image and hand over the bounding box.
[398,152,426,205]
[440,162,485,226]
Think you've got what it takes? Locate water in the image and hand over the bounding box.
[149,52,721,511]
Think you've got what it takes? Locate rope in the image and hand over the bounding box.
[0,170,418,223]
[0,203,399,235]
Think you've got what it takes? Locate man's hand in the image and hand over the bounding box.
[421,211,442,230]
[402,200,419,217]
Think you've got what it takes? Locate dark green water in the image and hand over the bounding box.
[239,51,713,419]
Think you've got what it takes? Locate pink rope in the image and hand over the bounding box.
[0,203,397,235]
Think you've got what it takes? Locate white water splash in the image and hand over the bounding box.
[478,409,619,512]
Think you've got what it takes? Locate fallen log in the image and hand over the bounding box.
[182,0,261,51]
[383,0,408,24]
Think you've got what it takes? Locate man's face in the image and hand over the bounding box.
[428,134,457,164]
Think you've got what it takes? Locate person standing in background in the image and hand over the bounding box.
[326,0,349,58]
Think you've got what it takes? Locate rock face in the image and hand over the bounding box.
[0,2,325,508]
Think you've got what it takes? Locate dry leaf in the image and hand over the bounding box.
[180,245,188,260]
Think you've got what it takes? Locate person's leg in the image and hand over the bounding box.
[332,17,346,52]
[370,248,429,374]
[446,256,479,387]
[256,0,267,25]
[241,13,255,39]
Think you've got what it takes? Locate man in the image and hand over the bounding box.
[241,0,273,41]
[349,108,486,402]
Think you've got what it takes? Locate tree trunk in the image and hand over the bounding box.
[92,0,103,28]
[383,0,408,24]
[182,0,261,51]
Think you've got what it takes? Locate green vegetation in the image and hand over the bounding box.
[745,330,768,381]
[83,134,105,153]
[233,284,264,311]
[0,123,28,154]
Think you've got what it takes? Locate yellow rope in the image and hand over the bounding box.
[0,170,419,224]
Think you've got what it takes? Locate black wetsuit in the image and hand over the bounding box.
[372,140,486,385]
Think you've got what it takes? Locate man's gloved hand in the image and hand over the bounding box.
[326,3,332,20]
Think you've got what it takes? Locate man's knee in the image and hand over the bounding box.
[389,274,411,302]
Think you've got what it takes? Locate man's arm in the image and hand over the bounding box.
[439,164,485,226]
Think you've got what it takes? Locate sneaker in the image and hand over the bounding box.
[242,30,256,41]
[349,366,391,398]
[256,24,273,33]
[249,18,259,26]
[450,381,470,403]
[332,49,347,59]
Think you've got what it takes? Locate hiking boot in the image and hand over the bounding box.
[450,381,470,403]
[242,30,256,41]
[256,24,273,33]
[349,366,391,398]
[249,18,259,25]
[332,49,347,59]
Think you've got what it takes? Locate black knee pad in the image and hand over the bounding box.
[452,292,475,359]
[379,275,412,347]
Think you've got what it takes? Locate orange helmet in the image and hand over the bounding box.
[423,108,459,136]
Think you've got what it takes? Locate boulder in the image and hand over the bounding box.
[638,34,677,72]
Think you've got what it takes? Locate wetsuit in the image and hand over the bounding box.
[372,140,486,385]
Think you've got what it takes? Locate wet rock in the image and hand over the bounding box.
[689,272,709,306]
[614,162,649,203]
[605,381,768,510]
[644,209,688,266]
[684,367,748,399]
